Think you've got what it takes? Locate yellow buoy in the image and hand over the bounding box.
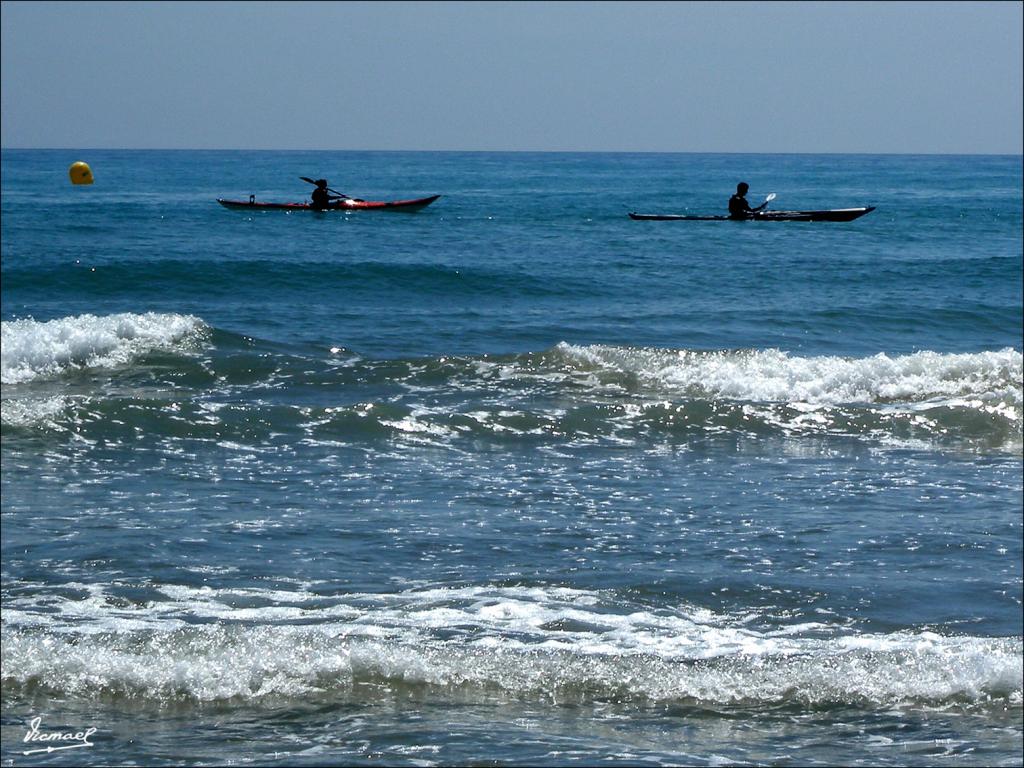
[69,161,94,185]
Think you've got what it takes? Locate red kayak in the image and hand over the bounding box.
[217,194,440,212]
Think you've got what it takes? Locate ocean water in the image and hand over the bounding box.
[1,149,1021,766]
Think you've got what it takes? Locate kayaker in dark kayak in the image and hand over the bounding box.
[311,179,348,210]
[728,182,769,219]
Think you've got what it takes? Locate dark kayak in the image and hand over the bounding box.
[217,195,440,212]
[628,206,876,222]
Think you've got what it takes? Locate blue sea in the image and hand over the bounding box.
[1,149,1022,766]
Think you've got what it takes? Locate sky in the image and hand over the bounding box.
[1,0,1022,154]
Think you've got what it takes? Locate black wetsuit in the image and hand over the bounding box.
[311,187,332,210]
[729,193,755,219]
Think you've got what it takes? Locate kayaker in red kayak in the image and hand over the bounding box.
[728,182,769,219]
[311,179,348,210]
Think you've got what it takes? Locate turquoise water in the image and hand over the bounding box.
[1,150,1022,766]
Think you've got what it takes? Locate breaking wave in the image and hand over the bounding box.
[2,314,1019,451]
[3,584,1020,710]
[1,312,207,385]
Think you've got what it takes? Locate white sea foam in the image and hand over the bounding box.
[0,395,71,427]
[1,312,207,385]
[3,584,1020,708]
[556,344,1023,412]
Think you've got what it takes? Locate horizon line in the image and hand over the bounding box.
[2,147,1022,158]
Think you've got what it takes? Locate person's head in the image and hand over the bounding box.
[737,182,749,195]
[316,179,328,188]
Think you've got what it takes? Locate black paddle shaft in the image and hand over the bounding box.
[299,176,349,199]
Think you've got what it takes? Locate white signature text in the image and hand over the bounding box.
[22,716,97,755]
